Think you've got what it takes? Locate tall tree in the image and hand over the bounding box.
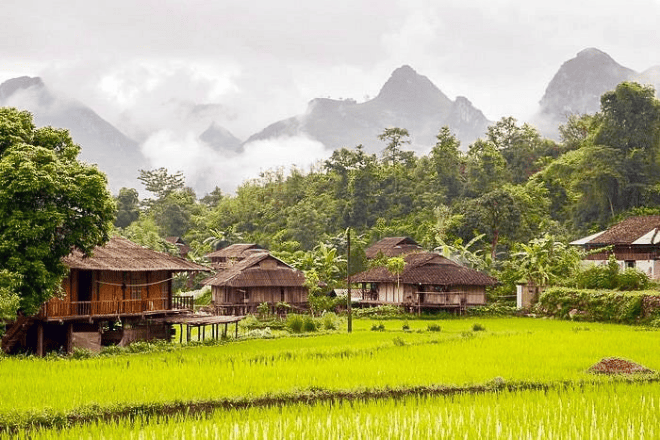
[0,108,115,316]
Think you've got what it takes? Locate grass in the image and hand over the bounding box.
[1,317,659,431]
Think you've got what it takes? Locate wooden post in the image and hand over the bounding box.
[66,323,73,354]
[235,321,238,339]
[36,322,44,357]
[347,227,352,334]
[224,323,228,338]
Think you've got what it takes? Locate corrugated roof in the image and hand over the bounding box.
[63,236,209,272]
[365,237,422,258]
[206,243,264,259]
[571,216,660,246]
[352,252,496,286]
[204,253,305,288]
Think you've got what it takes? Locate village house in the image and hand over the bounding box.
[204,252,308,315]
[353,237,496,312]
[206,243,264,270]
[570,215,660,279]
[364,236,423,259]
[1,236,208,355]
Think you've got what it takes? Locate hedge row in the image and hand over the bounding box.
[535,287,660,325]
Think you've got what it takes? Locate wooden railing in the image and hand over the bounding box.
[172,295,194,310]
[43,297,171,318]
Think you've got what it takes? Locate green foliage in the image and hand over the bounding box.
[535,287,655,324]
[370,321,386,331]
[472,323,486,332]
[302,315,318,332]
[576,257,649,290]
[352,305,405,319]
[0,108,116,316]
[285,314,304,333]
[426,324,441,332]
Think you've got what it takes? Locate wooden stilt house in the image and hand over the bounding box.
[204,252,308,315]
[1,236,209,355]
[352,250,496,312]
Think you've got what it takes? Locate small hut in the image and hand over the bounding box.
[204,252,308,315]
[352,251,496,312]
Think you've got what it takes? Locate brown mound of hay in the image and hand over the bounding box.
[588,357,655,375]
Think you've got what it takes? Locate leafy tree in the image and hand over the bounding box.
[114,187,140,228]
[429,127,464,203]
[138,167,185,202]
[0,108,116,315]
[386,256,406,291]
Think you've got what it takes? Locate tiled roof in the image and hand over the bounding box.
[204,253,305,288]
[364,237,422,258]
[63,236,209,272]
[571,216,660,246]
[352,252,496,286]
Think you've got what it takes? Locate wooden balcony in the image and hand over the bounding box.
[41,296,194,320]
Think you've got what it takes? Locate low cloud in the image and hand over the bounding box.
[140,132,330,197]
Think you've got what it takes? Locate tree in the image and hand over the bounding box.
[0,108,116,316]
[386,257,406,292]
[114,187,140,228]
[138,167,185,201]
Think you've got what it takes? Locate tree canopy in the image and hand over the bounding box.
[0,108,116,316]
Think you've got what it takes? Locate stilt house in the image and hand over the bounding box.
[204,252,308,315]
[2,236,208,355]
[353,240,496,311]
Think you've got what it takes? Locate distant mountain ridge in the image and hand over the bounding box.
[0,76,147,192]
[534,48,660,137]
[3,48,660,193]
[246,65,491,152]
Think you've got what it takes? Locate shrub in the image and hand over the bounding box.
[321,312,339,330]
[256,302,271,319]
[392,336,406,346]
[472,323,486,332]
[302,315,318,332]
[370,322,386,331]
[402,320,410,331]
[286,314,304,333]
[427,324,441,332]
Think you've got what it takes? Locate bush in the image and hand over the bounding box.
[321,312,339,330]
[472,323,486,332]
[392,336,406,346]
[353,305,405,319]
[427,324,441,332]
[402,320,410,331]
[535,287,655,324]
[370,322,386,331]
[302,315,318,332]
[576,257,649,291]
[286,314,304,333]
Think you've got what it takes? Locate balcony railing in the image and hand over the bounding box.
[42,296,193,319]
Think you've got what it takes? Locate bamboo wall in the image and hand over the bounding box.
[213,286,308,306]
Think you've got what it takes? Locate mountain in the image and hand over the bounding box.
[245,65,490,152]
[0,76,147,192]
[199,122,243,154]
[534,48,638,136]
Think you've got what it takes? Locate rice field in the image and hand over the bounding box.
[1,317,659,436]
[9,381,660,439]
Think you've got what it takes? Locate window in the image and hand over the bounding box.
[131,273,142,299]
[625,260,636,269]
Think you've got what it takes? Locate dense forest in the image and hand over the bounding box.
[115,82,660,293]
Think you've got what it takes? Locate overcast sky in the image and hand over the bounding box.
[2,0,660,193]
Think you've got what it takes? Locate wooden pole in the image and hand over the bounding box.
[347,227,352,334]
[36,322,44,357]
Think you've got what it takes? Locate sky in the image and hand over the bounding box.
[2,0,660,194]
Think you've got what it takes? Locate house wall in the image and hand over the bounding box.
[46,270,173,317]
[373,283,486,306]
[580,258,659,280]
[213,286,308,306]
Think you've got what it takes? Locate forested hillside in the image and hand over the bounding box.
[117,82,660,281]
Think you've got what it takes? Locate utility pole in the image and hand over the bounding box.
[347,227,352,333]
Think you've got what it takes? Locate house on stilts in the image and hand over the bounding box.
[1,236,209,355]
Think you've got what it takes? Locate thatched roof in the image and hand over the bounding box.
[206,243,264,259]
[365,237,422,259]
[352,252,496,286]
[571,216,660,246]
[204,253,306,288]
[63,236,209,272]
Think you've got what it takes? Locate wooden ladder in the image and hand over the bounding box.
[1,315,34,354]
